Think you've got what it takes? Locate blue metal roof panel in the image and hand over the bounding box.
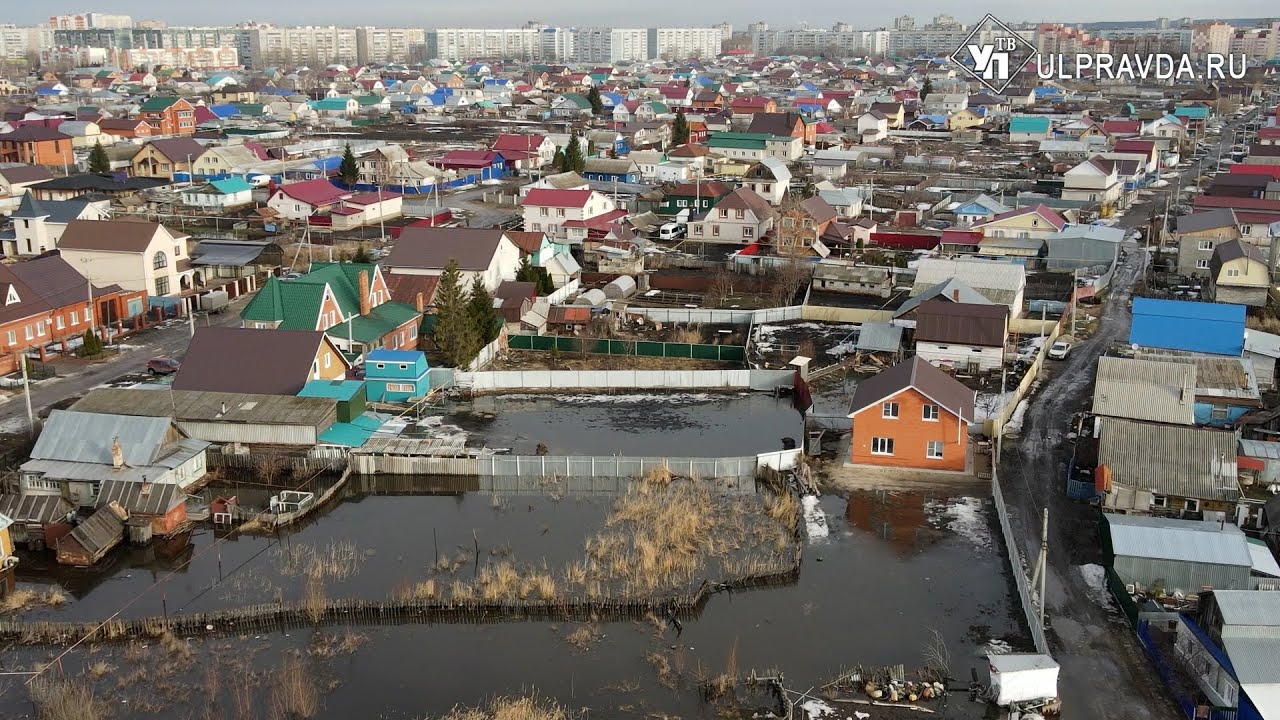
[1131,298,1245,356]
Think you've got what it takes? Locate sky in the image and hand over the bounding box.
[9,3,1278,29]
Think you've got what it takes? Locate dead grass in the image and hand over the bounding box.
[562,624,601,651]
[270,656,321,720]
[274,540,362,582]
[1248,314,1280,335]
[1,588,70,614]
[86,661,114,678]
[301,577,327,623]
[671,324,703,345]
[310,631,368,659]
[641,465,674,486]
[437,694,575,720]
[30,678,106,720]
[646,650,676,688]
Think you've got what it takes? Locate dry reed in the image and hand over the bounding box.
[30,678,106,720]
[270,656,321,720]
[438,694,574,720]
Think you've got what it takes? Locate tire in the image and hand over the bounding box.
[148,368,157,375]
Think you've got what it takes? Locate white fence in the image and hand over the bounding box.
[465,335,506,372]
[351,448,803,480]
[545,278,580,305]
[626,305,804,325]
[453,368,793,391]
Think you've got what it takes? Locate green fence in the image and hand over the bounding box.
[509,334,746,363]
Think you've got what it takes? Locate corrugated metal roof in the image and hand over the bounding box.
[1248,539,1280,577]
[95,479,183,516]
[31,410,175,466]
[1105,513,1252,567]
[1240,439,1280,460]
[913,257,1026,294]
[856,322,903,353]
[63,504,127,558]
[1246,330,1280,360]
[1098,418,1238,501]
[0,494,73,524]
[73,388,337,427]
[1224,638,1280,684]
[1092,356,1195,425]
[1213,590,1280,629]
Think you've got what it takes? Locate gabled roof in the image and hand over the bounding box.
[710,187,776,220]
[57,218,168,254]
[385,227,508,271]
[523,188,593,208]
[143,138,206,163]
[1097,417,1238,501]
[1092,356,1196,425]
[95,478,183,516]
[31,410,176,466]
[977,203,1067,231]
[9,255,121,310]
[0,164,53,185]
[0,126,70,142]
[1212,238,1266,268]
[276,178,349,207]
[174,327,339,395]
[1177,208,1239,234]
[914,300,1008,347]
[505,231,548,255]
[895,278,991,317]
[61,503,126,558]
[848,356,975,421]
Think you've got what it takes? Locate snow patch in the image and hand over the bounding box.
[801,699,840,719]
[1078,564,1113,609]
[926,497,993,550]
[827,340,857,357]
[501,392,745,405]
[803,495,829,541]
[986,638,1013,655]
[973,391,1014,424]
[1001,399,1029,436]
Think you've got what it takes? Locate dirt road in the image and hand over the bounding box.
[999,246,1182,719]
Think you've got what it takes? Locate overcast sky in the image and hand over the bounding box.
[11,3,1278,28]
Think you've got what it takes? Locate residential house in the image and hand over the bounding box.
[138,96,196,136]
[6,193,111,257]
[56,218,193,302]
[1209,239,1270,306]
[774,195,840,258]
[947,107,987,131]
[1129,298,1245,357]
[582,158,640,184]
[491,133,556,169]
[21,410,210,508]
[856,111,889,143]
[180,177,254,210]
[241,262,420,360]
[869,102,904,128]
[309,97,359,117]
[706,132,802,162]
[190,144,265,178]
[658,180,734,216]
[1008,116,1052,142]
[1062,157,1125,211]
[913,300,1009,372]
[95,479,187,537]
[911,257,1026,313]
[0,494,73,549]
[363,349,430,402]
[1097,417,1238,516]
[729,96,777,115]
[267,179,351,221]
[1091,356,1196,426]
[812,263,893,297]
[742,158,792,206]
[747,112,814,145]
[0,165,53,198]
[1176,209,1244,276]
[972,204,1068,240]
[131,138,207,180]
[846,356,975,471]
[174,327,348,395]
[520,189,626,246]
[1102,514,1280,596]
[0,127,74,167]
[97,118,153,139]
[893,279,993,325]
[1045,225,1124,271]
[383,227,521,293]
[6,254,143,359]
[429,150,507,180]
[1128,353,1261,428]
[953,194,1011,226]
[687,187,777,245]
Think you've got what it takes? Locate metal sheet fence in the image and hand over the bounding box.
[626,305,804,325]
[454,368,793,391]
[351,449,803,480]
[508,334,746,362]
[991,469,1051,655]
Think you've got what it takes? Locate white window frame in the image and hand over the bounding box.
[1185,498,1200,513]
[882,402,899,419]
[926,441,944,459]
[1196,259,1210,270]
[922,404,940,421]
[871,437,894,455]
[1152,495,1168,508]
[1198,240,1214,251]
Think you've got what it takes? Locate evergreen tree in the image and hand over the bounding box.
[551,148,565,172]
[78,329,104,358]
[352,243,371,263]
[433,260,481,367]
[339,144,360,187]
[586,86,604,115]
[564,135,586,173]
[920,78,933,102]
[672,111,690,145]
[88,141,111,174]
[537,268,555,295]
[467,275,500,343]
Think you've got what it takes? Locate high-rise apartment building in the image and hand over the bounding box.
[574,28,648,63]
[648,27,723,59]
[247,25,358,67]
[0,26,54,60]
[1191,22,1234,59]
[355,27,427,64]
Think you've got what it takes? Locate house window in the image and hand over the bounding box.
[712,225,720,237]
[1227,268,1240,277]
[922,404,940,421]
[719,208,728,218]
[926,441,944,459]
[1185,498,1200,513]
[55,316,64,331]
[1198,240,1214,251]
[556,208,565,217]
[694,225,703,236]
[24,325,32,340]
[1241,225,1252,234]
[5,330,14,345]
[153,251,168,270]
[155,277,170,295]
[174,245,182,258]
[532,223,541,231]
[388,382,415,392]
[1152,495,1167,508]
[375,363,385,369]
[400,363,408,370]
[735,209,744,219]
[71,311,78,324]
[323,354,331,369]
[871,437,894,455]
[743,227,754,239]
[540,207,549,216]
[882,402,899,419]
[1211,406,1229,420]
[1196,259,1210,270]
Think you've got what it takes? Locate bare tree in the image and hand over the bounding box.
[705,265,734,307]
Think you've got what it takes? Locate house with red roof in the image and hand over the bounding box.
[1257,127,1280,146]
[267,179,352,221]
[0,126,73,167]
[491,134,556,169]
[329,191,403,230]
[1110,139,1160,176]
[972,204,1068,240]
[657,85,693,107]
[730,96,777,116]
[521,188,626,245]
[1063,157,1125,211]
[1101,119,1141,139]
[429,150,507,180]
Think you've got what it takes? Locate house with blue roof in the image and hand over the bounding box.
[180,177,254,210]
[363,349,430,402]
[1174,105,1211,136]
[1008,116,1052,142]
[1130,298,1246,357]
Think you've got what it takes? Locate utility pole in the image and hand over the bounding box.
[1029,508,1049,628]
[20,353,34,438]
[188,302,196,338]
[1070,268,1078,333]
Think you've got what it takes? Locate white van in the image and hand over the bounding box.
[659,222,685,240]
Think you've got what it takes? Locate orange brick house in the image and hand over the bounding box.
[138,97,196,136]
[847,356,975,472]
[0,126,74,167]
[98,118,154,139]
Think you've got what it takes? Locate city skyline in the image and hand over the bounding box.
[8,3,1279,30]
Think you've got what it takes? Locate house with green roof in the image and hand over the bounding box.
[1008,116,1053,142]
[310,98,358,117]
[179,177,253,209]
[551,93,593,118]
[241,262,421,364]
[706,132,803,162]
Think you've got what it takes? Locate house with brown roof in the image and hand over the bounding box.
[383,227,521,293]
[1208,239,1270,307]
[687,187,777,244]
[131,138,207,180]
[0,126,74,167]
[847,356,975,472]
[0,165,54,197]
[174,327,348,395]
[6,254,144,359]
[913,300,1009,372]
[747,112,814,145]
[56,218,194,304]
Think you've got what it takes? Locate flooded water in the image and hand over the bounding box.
[447,392,804,456]
[2,487,1029,719]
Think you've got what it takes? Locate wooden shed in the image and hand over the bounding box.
[96,480,187,538]
[55,502,128,567]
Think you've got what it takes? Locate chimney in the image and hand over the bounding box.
[111,437,123,469]
[358,271,372,317]
[415,291,425,313]
[951,288,959,301]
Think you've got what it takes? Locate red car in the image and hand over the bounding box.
[146,357,181,375]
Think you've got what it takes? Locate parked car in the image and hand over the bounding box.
[146,357,181,375]
[1048,339,1072,360]
[659,222,686,240]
